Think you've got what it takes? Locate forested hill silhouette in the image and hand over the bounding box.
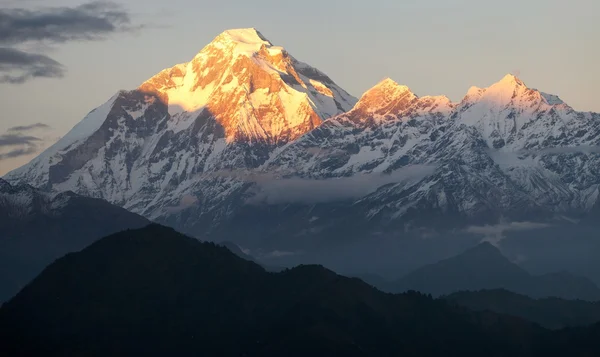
[1,224,600,356]
[0,178,149,302]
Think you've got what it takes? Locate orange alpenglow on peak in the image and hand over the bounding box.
[498,73,525,85]
[350,78,416,116]
[490,73,528,91]
[219,28,271,45]
[371,78,412,93]
[138,28,357,143]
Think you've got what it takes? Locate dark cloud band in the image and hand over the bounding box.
[7,122,51,132]
[0,47,65,83]
[0,146,37,160]
[0,122,52,161]
[0,1,140,84]
[0,1,134,45]
[0,133,42,147]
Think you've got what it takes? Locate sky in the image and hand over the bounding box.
[0,0,598,175]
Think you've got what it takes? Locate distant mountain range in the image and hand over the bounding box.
[4,28,600,253]
[0,178,148,302]
[387,242,600,301]
[2,224,600,357]
[445,289,600,329]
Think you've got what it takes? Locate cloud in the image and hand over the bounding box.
[165,194,199,213]
[213,165,437,205]
[0,133,41,147]
[0,146,37,160]
[0,47,64,83]
[536,146,600,155]
[246,248,302,260]
[0,1,142,84]
[0,123,52,161]
[489,145,600,157]
[7,122,51,132]
[265,250,298,258]
[0,1,136,45]
[466,221,551,246]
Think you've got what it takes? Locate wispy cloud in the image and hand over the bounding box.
[7,122,51,132]
[165,194,199,213]
[212,165,436,205]
[466,221,551,245]
[243,247,302,260]
[0,133,41,147]
[489,145,600,158]
[0,123,52,161]
[0,146,38,160]
[536,146,600,154]
[265,250,298,258]
[0,1,137,45]
[0,47,64,83]
[0,1,143,84]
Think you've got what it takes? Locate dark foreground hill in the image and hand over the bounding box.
[0,179,149,302]
[1,224,600,357]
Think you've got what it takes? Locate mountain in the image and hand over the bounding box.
[4,224,600,357]
[390,242,600,300]
[259,74,600,233]
[5,29,600,251]
[445,289,600,329]
[4,28,355,224]
[0,178,149,302]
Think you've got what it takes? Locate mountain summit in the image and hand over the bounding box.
[349,78,416,119]
[139,28,356,143]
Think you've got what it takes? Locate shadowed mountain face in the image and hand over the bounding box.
[0,178,149,302]
[7,224,599,357]
[445,289,600,330]
[390,242,600,300]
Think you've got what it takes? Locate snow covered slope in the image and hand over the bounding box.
[5,28,357,217]
[257,74,600,236]
[5,29,600,247]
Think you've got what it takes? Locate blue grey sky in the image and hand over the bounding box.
[0,0,598,174]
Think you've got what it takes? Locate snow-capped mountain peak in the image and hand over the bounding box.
[497,73,525,86]
[464,86,485,101]
[203,28,272,58]
[370,78,412,94]
[454,74,567,148]
[347,78,417,121]
[343,78,457,124]
[483,73,530,102]
[139,28,357,143]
